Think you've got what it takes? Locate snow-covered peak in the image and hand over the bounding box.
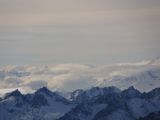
[69,89,84,101]
[122,86,141,99]
[58,86,160,120]
[36,87,53,96]
[1,86,160,120]
[71,86,121,104]
[4,89,23,99]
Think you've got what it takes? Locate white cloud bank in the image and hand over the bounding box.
[0,57,160,95]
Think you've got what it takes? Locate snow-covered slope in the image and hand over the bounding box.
[58,86,160,120]
[0,87,75,120]
[0,86,160,120]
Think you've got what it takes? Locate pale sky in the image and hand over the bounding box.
[0,0,160,66]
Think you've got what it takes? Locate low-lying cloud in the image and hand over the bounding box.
[0,58,160,94]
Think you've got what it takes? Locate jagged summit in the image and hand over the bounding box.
[128,86,136,90]
[34,87,71,105]
[122,86,141,99]
[4,89,23,99]
[144,87,160,98]
[35,86,54,97]
[126,86,139,92]
[58,86,160,120]
[36,86,50,93]
[0,86,160,120]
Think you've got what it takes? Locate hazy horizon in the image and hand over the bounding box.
[0,0,160,66]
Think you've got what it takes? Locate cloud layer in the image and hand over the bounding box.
[0,58,160,95]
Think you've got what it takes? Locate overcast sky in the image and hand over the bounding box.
[0,0,160,66]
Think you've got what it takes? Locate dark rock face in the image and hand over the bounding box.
[3,89,28,107]
[71,86,121,104]
[1,86,160,120]
[31,94,49,108]
[58,87,160,120]
[122,86,141,99]
[4,89,23,99]
[0,87,73,120]
[139,111,160,120]
[58,103,92,120]
[35,87,53,97]
[143,88,160,99]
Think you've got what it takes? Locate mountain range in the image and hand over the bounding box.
[0,86,160,120]
[0,57,160,119]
